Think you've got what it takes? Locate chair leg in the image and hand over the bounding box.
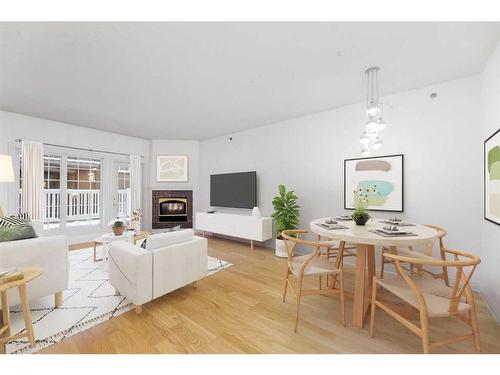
[369,276,377,337]
[380,251,386,279]
[469,307,481,353]
[318,275,322,290]
[339,271,346,327]
[282,269,290,303]
[419,311,430,354]
[294,277,304,333]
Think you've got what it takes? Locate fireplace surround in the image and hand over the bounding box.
[152,190,193,229]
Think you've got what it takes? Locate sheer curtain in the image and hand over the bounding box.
[130,155,142,231]
[21,140,44,220]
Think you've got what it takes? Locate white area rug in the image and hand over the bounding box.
[5,247,231,354]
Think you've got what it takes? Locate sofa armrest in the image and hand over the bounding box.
[108,241,153,306]
[0,235,69,305]
[151,236,208,299]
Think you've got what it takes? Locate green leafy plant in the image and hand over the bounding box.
[272,184,300,239]
[112,220,125,228]
[351,190,371,225]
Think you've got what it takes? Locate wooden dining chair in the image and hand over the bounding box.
[380,225,449,286]
[316,235,357,289]
[370,248,481,353]
[281,230,346,332]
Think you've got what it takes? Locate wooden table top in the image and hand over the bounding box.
[0,266,43,291]
[310,217,439,247]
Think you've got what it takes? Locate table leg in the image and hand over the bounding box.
[18,284,35,347]
[0,290,10,353]
[367,245,376,289]
[353,244,367,328]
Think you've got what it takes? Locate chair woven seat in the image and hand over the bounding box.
[377,274,471,318]
[291,254,341,276]
[395,247,435,260]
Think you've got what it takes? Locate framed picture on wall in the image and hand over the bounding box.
[344,154,404,212]
[157,155,188,182]
[484,128,500,226]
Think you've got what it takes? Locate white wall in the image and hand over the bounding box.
[149,139,200,229]
[0,110,152,239]
[199,76,482,257]
[480,40,500,323]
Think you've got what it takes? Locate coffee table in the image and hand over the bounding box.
[93,231,135,261]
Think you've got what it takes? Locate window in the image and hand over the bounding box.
[18,152,104,230]
[66,157,102,227]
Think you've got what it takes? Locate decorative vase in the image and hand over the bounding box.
[112,226,125,236]
[252,206,261,218]
[133,222,141,233]
[275,239,288,258]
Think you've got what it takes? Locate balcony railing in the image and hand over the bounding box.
[42,188,131,225]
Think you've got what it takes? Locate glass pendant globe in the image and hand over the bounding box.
[361,147,371,156]
[366,105,380,118]
[365,120,379,133]
[370,137,383,150]
[359,132,371,145]
[376,118,387,131]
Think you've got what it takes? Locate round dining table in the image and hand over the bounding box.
[310,217,439,328]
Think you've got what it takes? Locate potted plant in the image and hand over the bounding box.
[272,184,300,258]
[109,219,127,236]
[351,190,372,226]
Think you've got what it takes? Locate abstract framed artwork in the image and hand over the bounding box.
[484,128,500,226]
[344,154,404,212]
[156,155,188,182]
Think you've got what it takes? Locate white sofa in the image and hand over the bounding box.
[0,221,68,308]
[108,229,208,313]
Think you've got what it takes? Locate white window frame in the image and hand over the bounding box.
[9,143,131,236]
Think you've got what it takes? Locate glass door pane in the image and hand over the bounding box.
[114,162,131,220]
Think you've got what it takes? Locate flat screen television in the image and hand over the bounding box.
[210,171,257,209]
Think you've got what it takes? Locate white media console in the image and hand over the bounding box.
[195,212,273,250]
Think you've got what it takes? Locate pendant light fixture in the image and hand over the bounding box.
[360,66,387,156]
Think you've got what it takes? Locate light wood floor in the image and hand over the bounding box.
[41,237,500,354]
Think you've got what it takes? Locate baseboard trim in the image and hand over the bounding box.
[478,289,500,326]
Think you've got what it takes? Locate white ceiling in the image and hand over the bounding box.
[0,22,499,140]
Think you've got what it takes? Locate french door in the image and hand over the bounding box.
[111,161,131,220]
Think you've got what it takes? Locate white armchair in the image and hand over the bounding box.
[0,221,68,308]
[108,229,208,313]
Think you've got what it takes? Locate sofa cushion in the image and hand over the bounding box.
[146,229,194,250]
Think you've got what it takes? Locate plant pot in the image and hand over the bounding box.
[112,226,126,236]
[354,218,369,226]
[275,238,288,258]
[353,215,370,226]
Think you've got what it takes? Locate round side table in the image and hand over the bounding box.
[0,266,43,353]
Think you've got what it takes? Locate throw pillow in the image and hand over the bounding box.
[0,224,37,242]
[0,212,31,227]
[0,213,37,242]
